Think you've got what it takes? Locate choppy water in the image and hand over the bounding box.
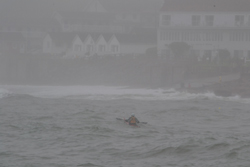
[0,86,250,167]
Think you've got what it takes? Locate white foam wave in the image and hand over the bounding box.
[0,88,12,98]
[1,85,250,103]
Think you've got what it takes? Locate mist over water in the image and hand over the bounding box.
[1,0,250,166]
[0,86,250,167]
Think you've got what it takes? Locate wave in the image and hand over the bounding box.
[1,85,250,103]
[0,88,12,98]
[77,163,103,167]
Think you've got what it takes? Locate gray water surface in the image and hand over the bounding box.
[0,90,250,167]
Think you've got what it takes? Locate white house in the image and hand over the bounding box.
[71,34,98,57]
[158,0,250,61]
[71,35,85,57]
[42,31,157,57]
[82,34,95,56]
[94,34,108,56]
[107,34,120,56]
[70,34,97,57]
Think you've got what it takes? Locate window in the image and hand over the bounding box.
[74,44,81,52]
[87,45,93,52]
[111,45,119,52]
[99,45,105,52]
[192,15,200,26]
[162,15,171,26]
[205,15,214,26]
[235,15,244,26]
[230,32,246,41]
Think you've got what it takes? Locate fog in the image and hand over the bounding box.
[2,2,250,167]
[0,0,248,91]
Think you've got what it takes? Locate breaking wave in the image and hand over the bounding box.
[1,85,250,103]
[0,88,12,98]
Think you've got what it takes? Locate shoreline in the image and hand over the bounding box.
[182,75,250,98]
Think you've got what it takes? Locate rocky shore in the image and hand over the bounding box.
[211,79,250,98]
[180,72,250,98]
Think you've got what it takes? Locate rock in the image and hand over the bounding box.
[213,89,233,97]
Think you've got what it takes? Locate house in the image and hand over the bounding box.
[70,34,86,57]
[85,31,156,57]
[70,33,97,57]
[42,29,157,58]
[71,33,118,57]
[79,34,95,57]
[158,0,250,62]
[0,16,61,54]
[43,32,115,57]
[106,34,120,56]
[82,34,95,57]
[94,34,108,56]
[90,32,156,57]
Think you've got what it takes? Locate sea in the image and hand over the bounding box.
[0,85,250,167]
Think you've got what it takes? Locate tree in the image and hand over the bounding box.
[167,42,191,60]
[165,42,192,85]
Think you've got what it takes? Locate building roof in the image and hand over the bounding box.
[87,32,157,44]
[72,32,114,43]
[160,0,250,12]
[46,31,157,46]
[90,33,103,42]
[77,33,90,43]
[86,33,113,43]
[102,34,114,43]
